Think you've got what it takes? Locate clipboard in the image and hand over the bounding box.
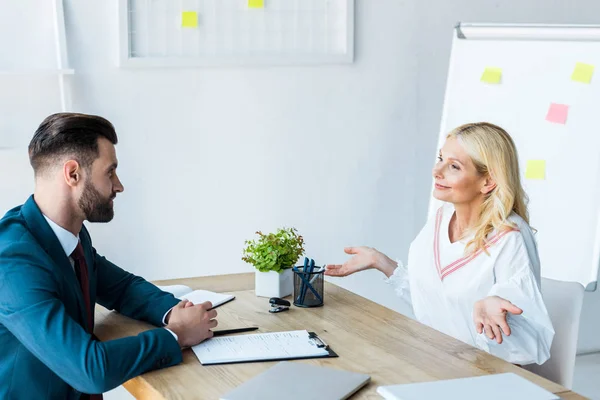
[191,330,338,365]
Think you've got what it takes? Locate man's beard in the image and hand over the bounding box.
[78,178,115,223]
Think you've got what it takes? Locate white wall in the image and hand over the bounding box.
[1,0,600,351]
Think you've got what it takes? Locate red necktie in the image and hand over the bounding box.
[71,242,103,400]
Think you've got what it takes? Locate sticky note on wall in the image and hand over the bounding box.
[481,67,502,84]
[545,103,569,124]
[571,62,594,84]
[525,160,546,180]
[248,0,264,8]
[181,11,198,28]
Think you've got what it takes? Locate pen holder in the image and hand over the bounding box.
[292,266,324,308]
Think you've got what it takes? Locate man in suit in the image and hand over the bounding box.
[0,113,218,399]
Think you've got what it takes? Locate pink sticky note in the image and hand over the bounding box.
[545,103,569,125]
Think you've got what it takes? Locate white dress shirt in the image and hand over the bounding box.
[385,203,554,365]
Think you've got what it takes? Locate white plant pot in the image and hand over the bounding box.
[254,269,293,298]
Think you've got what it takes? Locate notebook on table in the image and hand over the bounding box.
[156,284,235,309]
[377,373,560,400]
[220,361,370,400]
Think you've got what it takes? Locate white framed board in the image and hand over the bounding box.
[118,0,354,67]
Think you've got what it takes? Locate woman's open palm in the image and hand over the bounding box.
[325,246,377,277]
[473,296,523,344]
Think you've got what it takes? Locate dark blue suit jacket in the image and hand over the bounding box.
[0,196,182,399]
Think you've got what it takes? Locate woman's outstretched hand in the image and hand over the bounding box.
[473,296,523,344]
[325,246,379,277]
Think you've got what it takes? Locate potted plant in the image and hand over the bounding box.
[242,227,305,298]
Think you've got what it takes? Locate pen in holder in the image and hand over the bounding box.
[293,258,324,308]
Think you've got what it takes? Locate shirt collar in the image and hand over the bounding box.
[43,215,80,257]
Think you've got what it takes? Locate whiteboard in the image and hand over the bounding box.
[431,23,600,289]
[118,0,354,67]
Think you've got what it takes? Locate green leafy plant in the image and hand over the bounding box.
[242,227,305,273]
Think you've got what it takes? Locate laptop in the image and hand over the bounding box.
[220,361,370,400]
[377,373,560,400]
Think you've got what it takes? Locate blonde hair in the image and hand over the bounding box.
[446,122,529,255]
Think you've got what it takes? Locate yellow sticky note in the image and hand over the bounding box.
[525,160,546,180]
[248,0,264,8]
[181,11,198,28]
[481,67,502,84]
[571,62,595,84]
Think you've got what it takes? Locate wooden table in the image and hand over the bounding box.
[95,273,588,399]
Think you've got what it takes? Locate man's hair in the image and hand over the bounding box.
[28,113,118,175]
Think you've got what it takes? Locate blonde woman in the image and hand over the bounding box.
[326,122,554,365]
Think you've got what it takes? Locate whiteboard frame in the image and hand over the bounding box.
[117,0,355,68]
[432,22,600,290]
[457,22,600,41]
[52,0,72,111]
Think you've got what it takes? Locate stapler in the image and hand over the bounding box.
[269,297,290,313]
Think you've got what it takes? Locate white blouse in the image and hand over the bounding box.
[386,203,554,365]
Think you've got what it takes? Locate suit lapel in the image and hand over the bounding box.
[21,196,88,327]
